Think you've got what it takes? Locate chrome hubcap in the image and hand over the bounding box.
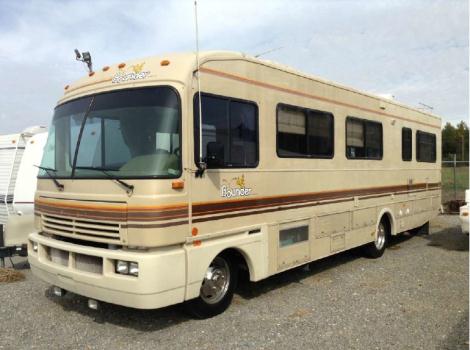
[375,223,386,250]
[200,257,230,304]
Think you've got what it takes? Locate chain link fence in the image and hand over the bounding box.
[442,158,469,212]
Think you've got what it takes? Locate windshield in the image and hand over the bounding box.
[39,87,181,179]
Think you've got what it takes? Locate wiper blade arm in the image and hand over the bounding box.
[74,166,134,195]
[34,165,64,191]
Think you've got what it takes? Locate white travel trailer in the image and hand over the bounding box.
[0,126,47,266]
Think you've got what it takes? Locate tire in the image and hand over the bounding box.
[363,219,388,258]
[184,254,238,319]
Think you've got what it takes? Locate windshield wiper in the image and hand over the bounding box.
[34,165,64,191]
[74,166,134,195]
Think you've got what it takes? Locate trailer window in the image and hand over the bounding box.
[277,104,334,158]
[194,94,258,168]
[346,117,382,159]
[402,127,412,161]
[416,130,436,162]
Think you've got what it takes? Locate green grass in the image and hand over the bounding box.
[442,166,469,202]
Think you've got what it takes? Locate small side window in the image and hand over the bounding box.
[416,130,436,163]
[402,127,412,161]
[346,117,382,159]
[277,104,334,158]
[279,225,309,247]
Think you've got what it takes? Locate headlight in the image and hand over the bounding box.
[115,260,138,277]
[116,260,129,274]
[129,262,139,276]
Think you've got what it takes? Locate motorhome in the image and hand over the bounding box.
[28,52,441,318]
[0,126,47,266]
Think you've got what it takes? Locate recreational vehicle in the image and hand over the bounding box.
[0,127,47,266]
[28,52,441,317]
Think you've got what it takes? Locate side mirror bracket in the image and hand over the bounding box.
[195,161,206,178]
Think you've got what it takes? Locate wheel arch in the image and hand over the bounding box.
[377,208,396,236]
[217,247,254,281]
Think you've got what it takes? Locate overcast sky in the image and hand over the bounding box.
[0,0,468,134]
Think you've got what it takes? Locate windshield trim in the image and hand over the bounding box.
[38,85,183,180]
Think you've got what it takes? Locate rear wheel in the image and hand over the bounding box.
[363,219,388,258]
[184,254,238,319]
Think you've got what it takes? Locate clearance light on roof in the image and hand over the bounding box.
[118,63,126,69]
[88,71,95,77]
[160,60,170,66]
[102,66,110,71]
[64,85,69,90]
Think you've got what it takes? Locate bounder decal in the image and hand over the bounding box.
[112,62,151,84]
[220,175,252,198]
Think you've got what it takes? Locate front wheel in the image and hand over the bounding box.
[184,254,238,319]
[363,220,388,258]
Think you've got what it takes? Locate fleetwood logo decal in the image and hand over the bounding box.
[220,175,252,198]
[112,62,151,84]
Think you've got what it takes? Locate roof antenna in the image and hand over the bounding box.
[254,46,284,58]
[417,102,434,112]
[194,0,206,178]
[74,49,93,73]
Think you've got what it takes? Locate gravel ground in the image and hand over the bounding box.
[0,215,467,350]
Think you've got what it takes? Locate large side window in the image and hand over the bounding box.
[402,127,412,161]
[416,130,436,163]
[277,104,334,158]
[194,94,258,168]
[346,117,382,159]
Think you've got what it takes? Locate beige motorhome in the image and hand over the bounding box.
[28,51,441,318]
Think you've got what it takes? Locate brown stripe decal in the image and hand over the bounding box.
[192,182,440,217]
[122,220,189,229]
[200,67,440,130]
[34,183,440,226]
[192,185,441,223]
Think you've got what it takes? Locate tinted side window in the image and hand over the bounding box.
[277,106,307,156]
[402,127,412,161]
[346,117,382,159]
[277,104,334,158]
[194,94,258,168]
[308,111,334,157]
[416,130,436,163]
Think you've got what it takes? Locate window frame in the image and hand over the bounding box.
[401,127,412,162]
[276,103,335,159]
[345,116,383,160]
[193,92,260,169]
[416,130,437,163]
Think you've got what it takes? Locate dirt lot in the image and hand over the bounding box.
[0,215,468,350]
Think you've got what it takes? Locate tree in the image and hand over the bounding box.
[441,121,469,161]
[455,121,469,161]
[442,122,457,160]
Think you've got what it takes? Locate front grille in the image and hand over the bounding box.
[46,247,103,274]
[75,253,103,274]
[49,247,69,266]
[42,214,121,244]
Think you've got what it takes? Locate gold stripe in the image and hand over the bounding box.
[200,67,440,130]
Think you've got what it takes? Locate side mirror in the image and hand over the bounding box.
[206,142,224,167]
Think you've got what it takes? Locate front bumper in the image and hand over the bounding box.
[28,232,186,309]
